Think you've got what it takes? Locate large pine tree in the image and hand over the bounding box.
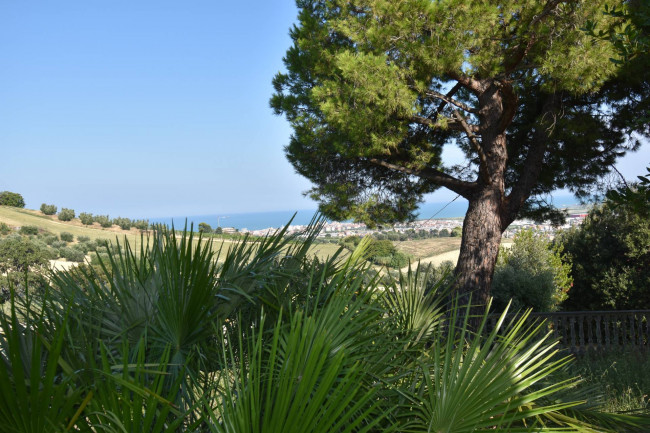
[271,0,649,303]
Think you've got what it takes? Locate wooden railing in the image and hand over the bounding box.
[486,310,650,353]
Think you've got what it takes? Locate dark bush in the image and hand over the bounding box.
[77,235,91,243]
[19,225,39,236]
[0,191,25,208]
[79,212,94,225]
[60,232,74,242]
[40,203,57,215]
[0,223,10,235]
[558,201,650,310]
[58,208,75,221]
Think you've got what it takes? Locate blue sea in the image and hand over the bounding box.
[151,194,581,231]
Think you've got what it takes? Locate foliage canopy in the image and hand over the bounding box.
[558,200,650,310]
[492,229,572,312]
[271,0,649,300]
[0,191,25,208]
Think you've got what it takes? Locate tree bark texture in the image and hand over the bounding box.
[453,81,519,307]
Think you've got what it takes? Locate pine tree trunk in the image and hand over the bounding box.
[454,187,504,309]
[453,81,513,312]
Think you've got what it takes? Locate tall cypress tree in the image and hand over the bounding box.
[271,0,649,303]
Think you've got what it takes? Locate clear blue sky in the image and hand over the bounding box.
[1,1,648,219]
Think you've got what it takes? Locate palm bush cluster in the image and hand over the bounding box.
[1,220,647,432]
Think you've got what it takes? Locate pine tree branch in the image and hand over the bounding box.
[367,158,477,197]
[506,93,561,225]
[453,110,491,185]
[425,89,478,114]
[447,72,488,95]
[433,82,463,120]
[410,114,478,133]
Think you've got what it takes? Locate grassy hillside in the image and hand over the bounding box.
[0,205,347,263]
[0,206,142,243]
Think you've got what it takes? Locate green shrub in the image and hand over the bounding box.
[0,223,10,235]
[113,217,132,230]
[84,240,98,252]
[0,191,25,208]
[19,225,39,235]
[43,234,58,245]
[58,208,75,221]
[491,229,572,313]
[59,247,85,262]
[94,215,112,228]
[40,203,57,215]
[0,236,49,274]
[558,201,650,310]
[72,243,88,254]
[51,240,67,249]
[198,222,212,233]
[77,235,91,243]
[133,219,149,230]
[79,212,94,225]
[60,232,74,242]
[340,237,411,268]
[90,251,110,266]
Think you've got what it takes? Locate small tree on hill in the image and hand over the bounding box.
[79,212,94,225]
[58,208,75,222]
[0,191,25,208]
[40,203,57,215]
[94,215,112,228]
[113,217,132,230]
[198,222,212,234]
[133,219,149,231]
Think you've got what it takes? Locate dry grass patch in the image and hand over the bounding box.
[394,237,462,259]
